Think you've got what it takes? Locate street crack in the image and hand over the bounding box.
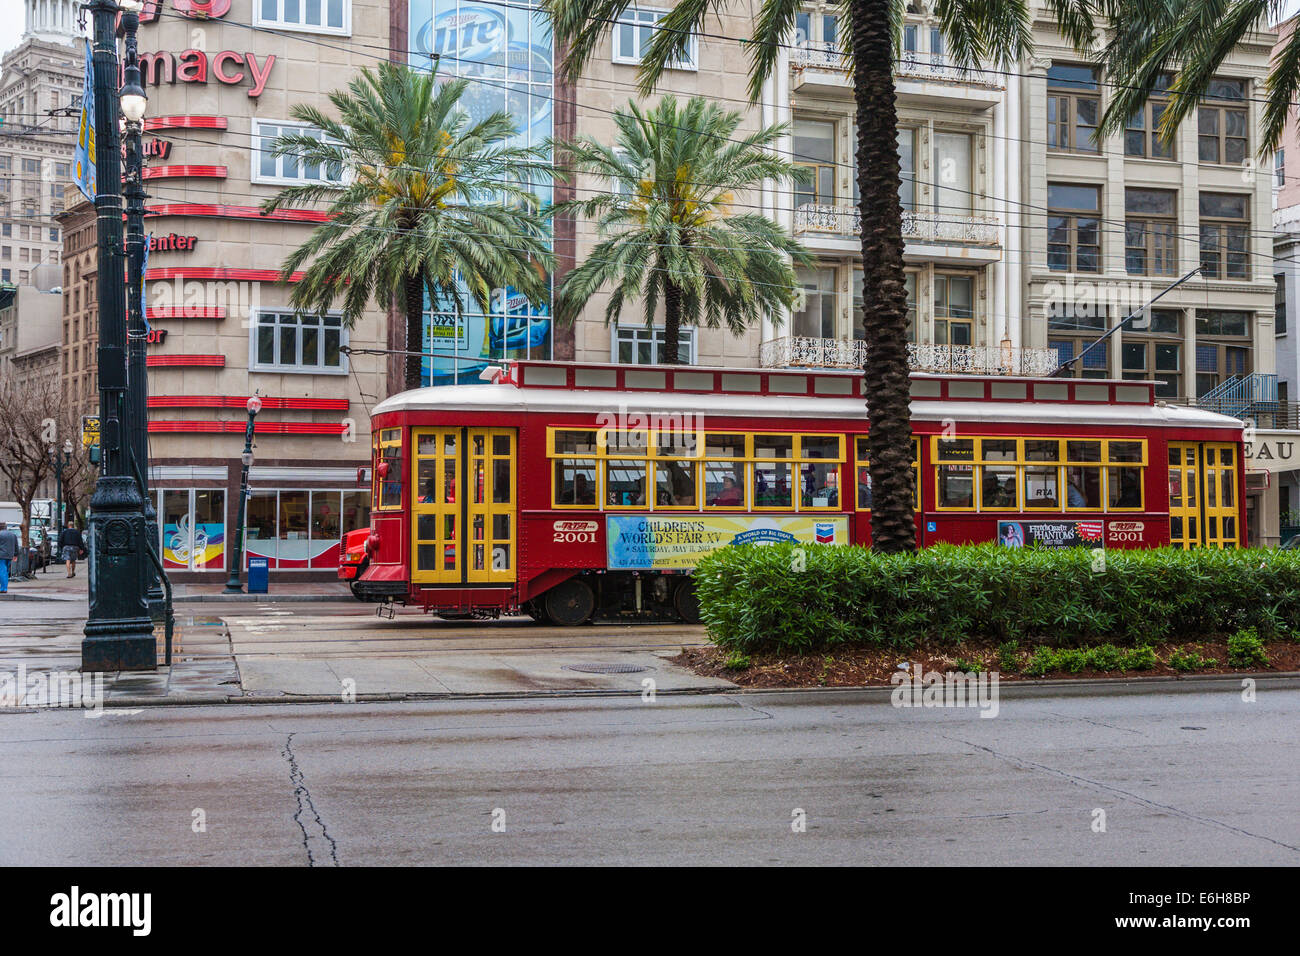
[281,732,339,866]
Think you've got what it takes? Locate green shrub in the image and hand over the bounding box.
[952,656,985,673]
[1227,628,1269,669]
[996,640,1020,673]
[1119,646,1158,670]
[1025,646,1057,677]
[1169,648,1219,672]
[722,651,752,671]
[693,543,1300,653]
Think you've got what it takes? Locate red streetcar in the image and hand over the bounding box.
[340,360,1245,624]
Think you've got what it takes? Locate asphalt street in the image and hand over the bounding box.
[1,682,1296,865]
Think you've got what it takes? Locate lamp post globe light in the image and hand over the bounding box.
[224,396,262,593]
[80,0,156,672]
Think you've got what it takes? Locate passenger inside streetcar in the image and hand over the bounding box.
[709,475,743,506]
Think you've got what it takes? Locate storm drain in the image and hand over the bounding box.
[562,663,649,675]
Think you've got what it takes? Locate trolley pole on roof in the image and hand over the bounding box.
[1052,268,1202,378]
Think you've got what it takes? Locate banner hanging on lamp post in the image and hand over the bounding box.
[73,39,96,203]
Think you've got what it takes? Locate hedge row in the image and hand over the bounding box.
[691,543,1300,653]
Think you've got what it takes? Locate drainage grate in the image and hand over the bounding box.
[563,663,649,674]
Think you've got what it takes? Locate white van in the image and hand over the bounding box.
[0,501,24,529]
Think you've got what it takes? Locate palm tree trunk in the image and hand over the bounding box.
[851,0,915,552]
[662,279,682,365]
[404,271,425,390]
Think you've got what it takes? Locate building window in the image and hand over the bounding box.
[1047,64,1100,154]
[794,9,839,50]
[1199,192,1249,279]
[1123,308,1182,399]
[853,267,916,342]
[792,267,836,339]
[256,0,349,35]
[1125,188,1178,276]
[933,273,974,345]
[48,227,58,242]
[613,8,697,70]
[1049,306,1109,378]
[252,312,347,372]
[897,127,915,211]
[1194,309,1251,396]
[793,118,836,208]
[932,131,972,216]
[21,159,39,174]
[1125,74,1175,159]
[1048,183,1102,272]
[1276,149,1287,188]
[613,325,697,364]
[253,121,343,186]
[1276,274,1288,336]
[1197,77,1248,165]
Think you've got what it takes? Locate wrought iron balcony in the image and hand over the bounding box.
[760,336,1060,377]
[789,46,1001,90]
[793,203,1001,246]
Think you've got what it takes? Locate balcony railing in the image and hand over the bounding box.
[760,336,1060,376]
[793,203,1001,246]
[789,47,1001,90]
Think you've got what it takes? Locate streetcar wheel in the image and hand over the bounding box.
[544,578,595,627]
[673,578,701,624]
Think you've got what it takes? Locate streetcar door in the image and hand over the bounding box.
[411,429,461,584]
[410,427,516,585]
[465,429,516,584]
[1168,443,1200,548]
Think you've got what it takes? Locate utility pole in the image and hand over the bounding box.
[80,0,155,672]
[118,0,164,619]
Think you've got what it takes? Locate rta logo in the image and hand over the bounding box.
[553,520,597,543]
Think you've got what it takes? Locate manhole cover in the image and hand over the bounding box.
[562,663,649,674]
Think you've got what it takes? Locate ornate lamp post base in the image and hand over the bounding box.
[81,476,156,672]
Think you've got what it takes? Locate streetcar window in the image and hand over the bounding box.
[704,463,747,508]
[1107,467,1143,509]
[936,438,975,462]
[1065,440,1103,462]
[1024,467,1060,508]
[554,461,597,506]
[853,436,919,510]
[1109,440,1144,463]
[754,461,793,508]
[606,460,648,507]
[1065,466,1103,508]
[800,461,840,508]
[553,430,598,455]
[754,435,794,459]
[981,439,1019,461]
[1025,439,1061,461]
[799,435,841,459]
[980,466,1018,508]
[376,430,403,509]
[938,465,975,508]
[656,460,698,507]
[705,433,747,458]
[654,429,700,458]
[605,429,648,456]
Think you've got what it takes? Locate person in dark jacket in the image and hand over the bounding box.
[0,521,18,593]
[57,520,85,578]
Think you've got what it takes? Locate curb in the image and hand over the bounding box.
[26,670,1297,710]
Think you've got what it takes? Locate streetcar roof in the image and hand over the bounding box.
[372,382,1244,432]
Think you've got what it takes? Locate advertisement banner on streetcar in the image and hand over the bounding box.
[997,520,1105,549]
[606,514,850,570]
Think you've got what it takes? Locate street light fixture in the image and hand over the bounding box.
[224,395,262,593]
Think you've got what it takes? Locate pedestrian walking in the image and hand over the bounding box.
[0,521,18,593]
[57,520,85,578]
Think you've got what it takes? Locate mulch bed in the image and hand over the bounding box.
[671,639,1300,688]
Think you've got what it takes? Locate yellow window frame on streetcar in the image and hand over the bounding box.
[929,436,1147,513]
[546,426,846,512]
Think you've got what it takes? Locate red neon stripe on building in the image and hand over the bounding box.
[142,165,228,180]
[149,421,349,435]
[145,203,330,223]
[144,267,304,282]
[146,306,226,319]
[146,354,226,367]
[144,116,228,131]
[148,396,349,410]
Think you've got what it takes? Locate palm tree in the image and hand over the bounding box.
[261,61,553,390]
[551,95,810,364]
[1060,0,1292,154]
[542,0,1037,552]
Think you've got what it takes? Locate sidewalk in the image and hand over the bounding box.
[0,571,353,602]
